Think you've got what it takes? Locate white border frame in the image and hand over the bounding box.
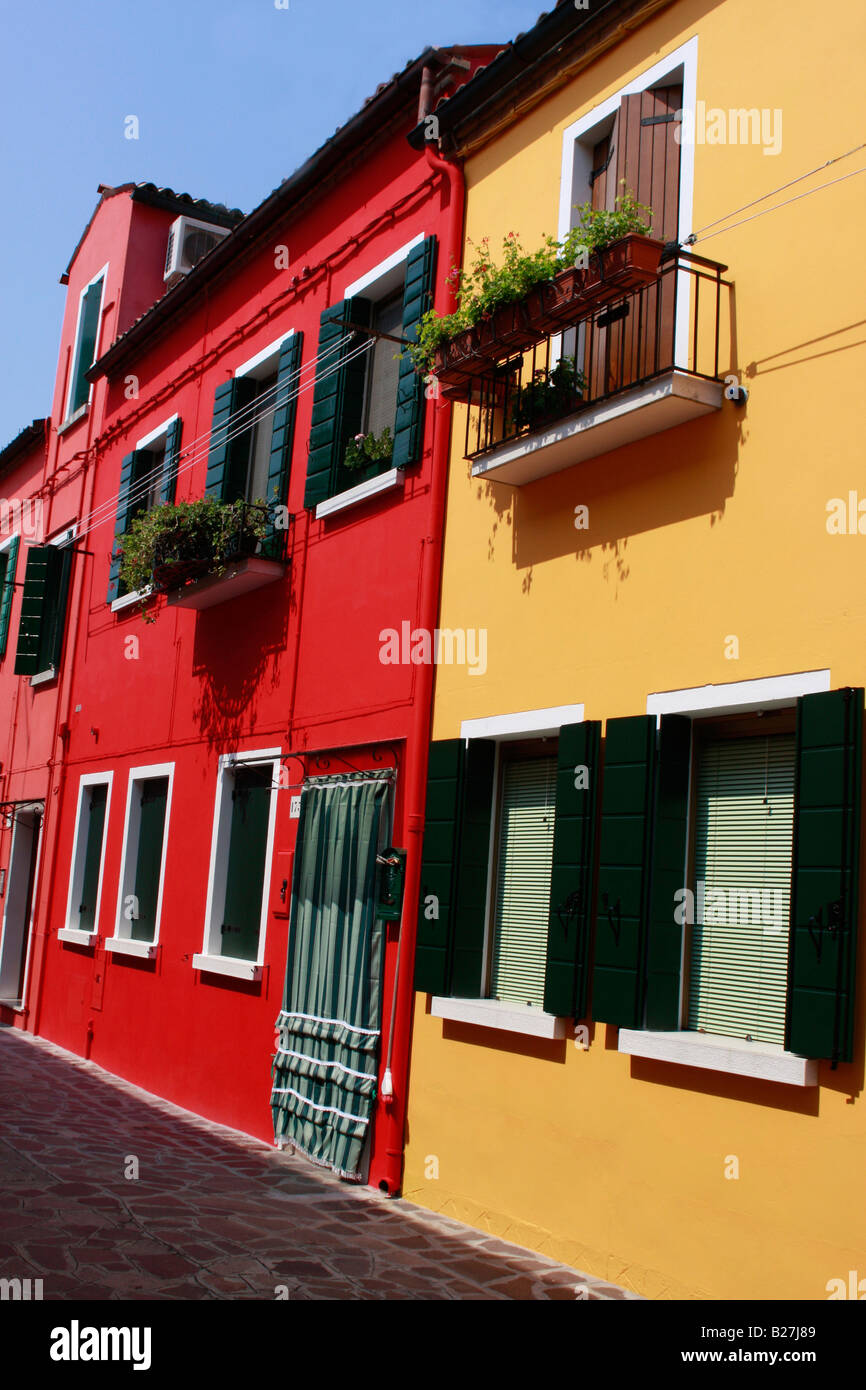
[343,234,424,301]
[234,329,295,381]
[194,746,281,981]
[135,412,178,453]
[0,803,44,1007]
[59,771,113,945]
[646,669,831,722]
[558,36,698,366]
[106,762,175,960]
[63,262,109,424]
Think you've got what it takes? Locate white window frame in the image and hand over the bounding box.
[109,416,179,613]
[59,771,113,946]
[30,524,76,687]
[63,262,109,425]
[558,36,698,368]
[194,746,281,981]
[106,762,175,960]
[432,704,585,1038]
[618,667,832,1085]
[234,328,295,382]
[0,802,44,1008]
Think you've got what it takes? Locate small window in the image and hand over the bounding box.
[14,539,74,679]
[115,772,171,945]
[686,730,795,1045]
[66,272,106,420]
[67,777,111,935]
[487,747,558,1006]
[133,442,167,517]
[364,292,403,438]
[231,370,278,505]
[203,756,277,965]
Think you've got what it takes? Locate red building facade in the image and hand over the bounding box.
[1,47,496,1195]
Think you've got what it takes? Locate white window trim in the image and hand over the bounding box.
[135,412,178,453]
[343,234,424,301]
[63,262,109,424]
[558,36,698,365]
[196,746,281,977]
[234,329,295,380]
[461,704,585,741]
[618,1029,818,1087]
[646,668,831,722]
[315,466,403,520]
[30,525,77,686]
[63,771,113,939]
[107,762,175,952]
[431,996,569,1040]
[0,531,20,559]
[110,585,153,614]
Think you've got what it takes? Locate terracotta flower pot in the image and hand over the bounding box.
[576,234,665,312]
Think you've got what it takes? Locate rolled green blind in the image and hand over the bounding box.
[490,756,557,1007]
[688,734,795,1044]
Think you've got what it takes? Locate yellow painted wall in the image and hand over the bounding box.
[403,0,866,1299]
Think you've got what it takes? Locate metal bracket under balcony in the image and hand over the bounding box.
[165,554,284,610]
[462,251,732,485]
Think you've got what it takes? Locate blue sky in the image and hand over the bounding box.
[0,0,543,446]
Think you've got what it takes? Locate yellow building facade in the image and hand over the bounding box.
[403,0,866,1300]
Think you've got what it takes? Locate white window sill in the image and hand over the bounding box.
[431,996,568,1039]
[111,587,152,613]
[57,927,97,947]
[618,1029,818,1087]
[57,405,89,436]
[192,952,262,981]
[30,667,57,687]
[105,936,158,960]
[315,467,402,519]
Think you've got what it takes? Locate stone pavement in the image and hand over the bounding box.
[0,1026,634,1301]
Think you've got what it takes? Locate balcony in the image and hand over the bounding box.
[456,252,732,486]
[159,502,288,611]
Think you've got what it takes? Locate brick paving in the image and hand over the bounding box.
[0,1026,635,1301]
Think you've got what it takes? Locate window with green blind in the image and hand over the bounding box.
[128,777,169,944]
[67,274,105,419]
[687,734,795,1044]
[76,783,109,934]
[488,754,558,1007]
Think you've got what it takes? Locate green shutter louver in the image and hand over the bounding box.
[107,451,136,604]
[304,299,372,509]
[263,333,303,557]
[206,379,252,500]
[786,687,863,1064]
[645,715,692,1030]
[688,734,795,1045]
[0,536,20,658]
[159,418,183,506]
[131,777,169,944]
[591,715,657,1028]
[414,738,496,997]
[490,755,558,1007]
[14,546,63,676]
[70,278,103,416]
[392,236,437,471]
[543,721,601,1018]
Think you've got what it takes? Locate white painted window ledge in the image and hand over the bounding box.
[30,668,57,688]
[111,587,152,614]
[618,1029,817,1086]
[192,952,262,982]
[57,927,97,947]
[105,936,158,960]
[315,468,402,519]
[431,996,569,1039]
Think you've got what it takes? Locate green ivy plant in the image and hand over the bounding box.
[117,496,268,616]
[343,426,393,471]
[510,355,588,431]
[409,183,653,375]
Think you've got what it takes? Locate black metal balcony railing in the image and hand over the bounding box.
[461,251,731,461]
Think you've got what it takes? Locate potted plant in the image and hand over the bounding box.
[509,355,588,432]
[118,497,269,613]
[343,426,394,481]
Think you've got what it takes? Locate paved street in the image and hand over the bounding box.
[0,1027,632,1301]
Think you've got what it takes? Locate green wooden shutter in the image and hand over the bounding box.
[263,333,303,556]
[645,715,692,1030]
[131,777,169,943]
[543,721,601,1018]
[591,715,657,1027]
[44,547,73,673]
[70,278,103,415]
[786,687,863,1064]
[490,755,558,1007]
[107,451,137,604]
[159,418,182,506]
[0,536,20,658]
[304,299,371,509]
[392,236,437,470]
[414,738,496,997]
[221,765,272,961]
[206,379,249,500]
[15,547,61,676]
[78,783,108,933]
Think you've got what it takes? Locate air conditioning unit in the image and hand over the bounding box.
[164,216,230,286]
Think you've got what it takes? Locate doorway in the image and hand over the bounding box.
[0,804,44,1007]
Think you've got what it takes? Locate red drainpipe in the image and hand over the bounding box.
[369,133,464,1196]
